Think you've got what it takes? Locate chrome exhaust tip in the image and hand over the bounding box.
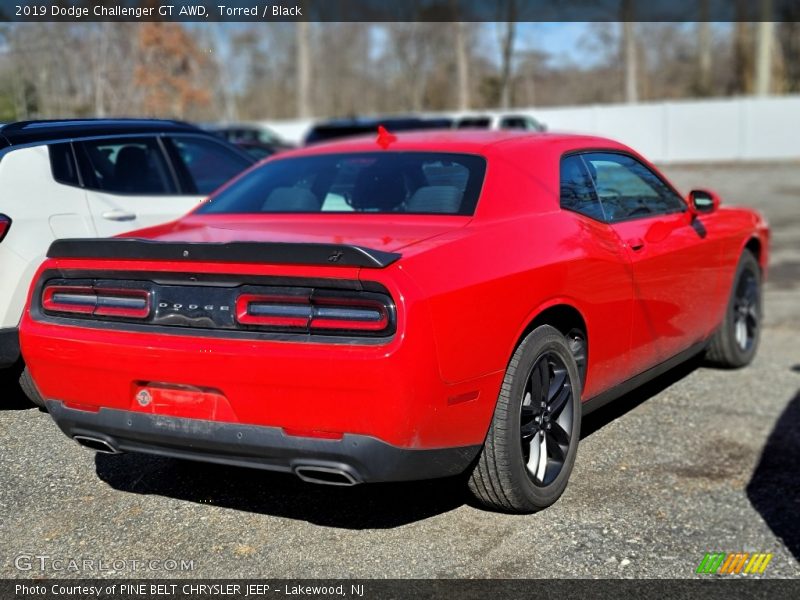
[73,435,119,454]
[294,465,360,486]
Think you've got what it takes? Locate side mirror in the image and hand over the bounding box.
[688,189,720,215]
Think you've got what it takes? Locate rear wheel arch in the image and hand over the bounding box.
[514,303,588,386]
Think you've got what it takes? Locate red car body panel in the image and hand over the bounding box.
[19,131,769,481]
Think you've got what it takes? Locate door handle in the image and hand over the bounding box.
[101,210,137,222]
[627,237,645,251]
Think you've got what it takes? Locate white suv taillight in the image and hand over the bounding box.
[0,214,11,243]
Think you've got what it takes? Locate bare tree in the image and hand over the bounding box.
[135,23,211,119]
[755,0,775,96]
[696,0,712,95]
[296,21,312,118]
[455,22,470,110]
[211,24,239,122]
[234,25,296,119]
[732,1,755,94]
[621,0,638,103]
[496,3,517,109]
[383,23,439,112]
[91,24,110,117]
[778,20,800,92]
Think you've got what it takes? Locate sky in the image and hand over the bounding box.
[514,22,595,65]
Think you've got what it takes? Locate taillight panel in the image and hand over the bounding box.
[236,293,312,329]
[308,292,390,333]
[37,276,396,340]
[42,284,151,320]
[236,290,392,335]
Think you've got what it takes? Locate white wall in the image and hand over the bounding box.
[259,95,800,163]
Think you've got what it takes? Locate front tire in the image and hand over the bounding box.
[468,325,582,513]
[706,249,762,368]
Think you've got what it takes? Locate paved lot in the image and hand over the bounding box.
[1,163,798,579]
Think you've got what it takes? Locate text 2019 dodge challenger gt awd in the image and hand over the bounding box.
[19,131,768,513]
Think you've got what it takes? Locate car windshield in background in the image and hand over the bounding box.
[196,152,486,216]
[456,117,492,128]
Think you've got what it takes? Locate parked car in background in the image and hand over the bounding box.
[304,116,453,145]
[229,140,282,161]
[20,131,767,513]
[0,119,254,390]
[455,114,546,132]
[204,123,294,158]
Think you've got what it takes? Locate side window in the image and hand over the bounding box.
[49,143,80,187]
[456,117,491,129]
[74,137,176,195]
[560,155,605,221]
[500,117,527,130]
[167,135,252,195]
[581,153,685,222]
[500,116,544,131]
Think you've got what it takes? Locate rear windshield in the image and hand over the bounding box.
[196,152,487,216]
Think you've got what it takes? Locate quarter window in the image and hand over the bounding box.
[559,155,605,221]
[49,143,80,187]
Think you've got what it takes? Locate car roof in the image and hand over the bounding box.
[311,116,429,127]
[0,118,202,147]
[206,124,261,131]
[286,130,630,157]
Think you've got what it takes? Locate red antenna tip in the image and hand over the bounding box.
[376,125,397,149]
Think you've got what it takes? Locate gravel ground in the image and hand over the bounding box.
[0,162,798,579]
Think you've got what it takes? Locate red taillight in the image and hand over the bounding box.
[42,285,151,319]
[0,214,11,243]
[236,291,393,336]
[236,293,310,329]
[309,294,389,332]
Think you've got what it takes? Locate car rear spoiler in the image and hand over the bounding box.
[46,239,401,269]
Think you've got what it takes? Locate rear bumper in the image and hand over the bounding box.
[20,259,504,456]
[0,327,19,367]
[47,401,481,483]
[22,315,503,450]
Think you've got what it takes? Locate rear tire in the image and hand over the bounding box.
[706,250,762,369]
[468,325,582,513]
[19,365,46,408]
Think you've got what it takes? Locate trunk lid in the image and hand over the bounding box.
[134,214,471,255]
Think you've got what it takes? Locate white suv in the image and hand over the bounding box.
[0,119,254,376]
[454,113,547,132]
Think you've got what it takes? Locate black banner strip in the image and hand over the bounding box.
[4,0,800,23]
[3,579,800,600]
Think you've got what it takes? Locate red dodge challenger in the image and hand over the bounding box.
[19,131,768,513]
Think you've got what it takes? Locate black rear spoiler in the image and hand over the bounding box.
[46,239,401,269]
